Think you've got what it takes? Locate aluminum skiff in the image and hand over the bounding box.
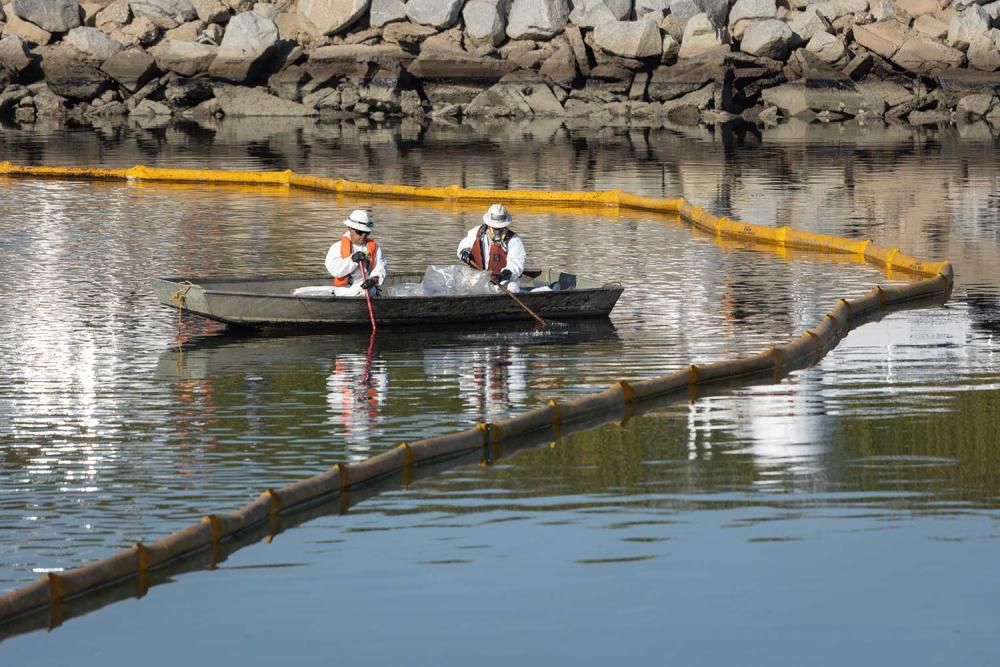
[152,269,624,330]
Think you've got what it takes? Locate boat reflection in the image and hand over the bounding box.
[156,319,621,458]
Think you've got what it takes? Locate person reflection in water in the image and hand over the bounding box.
[326,209,388,297]
[457,203,526,293]
[326,352,387,461]
[425,343,527,422]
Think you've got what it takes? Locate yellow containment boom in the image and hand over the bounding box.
[0,161,953,638]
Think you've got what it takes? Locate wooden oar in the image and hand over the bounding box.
[466,257,552,328]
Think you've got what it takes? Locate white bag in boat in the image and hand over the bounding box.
[421,265,494,296]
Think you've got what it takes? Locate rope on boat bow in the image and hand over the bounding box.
[170,281,199,328]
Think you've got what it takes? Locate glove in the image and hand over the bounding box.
[499,269,513,283]
[351,250,368,263]
[459,249,472,265]
[360,277,377,290]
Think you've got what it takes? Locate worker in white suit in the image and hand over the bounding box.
[457,203,526,293]
[325,209,388,297]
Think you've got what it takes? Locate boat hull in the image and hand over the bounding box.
[152,270,624,330]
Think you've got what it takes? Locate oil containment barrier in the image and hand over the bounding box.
[0,162,954,639]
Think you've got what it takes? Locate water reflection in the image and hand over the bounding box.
[0,119,998,618]
[326,338,387,460]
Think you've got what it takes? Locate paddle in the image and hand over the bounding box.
[358,257,377,334]
[465,256,554,328]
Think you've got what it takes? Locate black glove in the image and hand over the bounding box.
[459,249,472,265]
[499,269,513,282]
[351,250,368,263]
[360,277,377,290]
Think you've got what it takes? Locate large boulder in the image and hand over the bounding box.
[298,0,369,36]
[369,0,405,27]
[129,0,198,29]
[148,38,217,75]
[593,20,663,58]
[464,0,510,46]
[214,83,318,115]
[96,0,131,34]
[677,13,729,59]
[0,34,32,73]
[464,72,567,117]
[852,19,907,59]
[3,11,54,44]
[968,29,1000,71]
[805,31,847,64]
[100,47,158,90]
[739,19,795,59]
[208,11,278,82]
[569,0,632,28]
[66,26,124,61]
[507,0,569,40]
[10,0,81,32]
[648,58,725,100]
[893,36,965,74]
[947,5,991,50]
[39,46,110,99]
[406,0,464,29]
[728,0,777,39]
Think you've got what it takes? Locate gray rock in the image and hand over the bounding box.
[947,5,991,50]
[214,83,318,115]
[10,0,80,32]
[540,42,577,84]
[912,14,949,39]
[893,35,964,74]
[406,0,464,29]
[131,97,172,114]
[967,29,1000,71]
[648,59,725,100]
[678,13,729,59]
[298,0,369,36]
[956,92,995,115]
[570,0,632,28]
[149,38,217,75]
[96,0,131,33]
[129,0,198,29]
[740,19,794,59]
[805,30,846,63]
[0,34,31,73]
[507,0,569,40]
[209,11,278,82]
[3,11,54,44]
[66,26,124,60]
[464,0,510,46]
[788,8,833,42]
[40,47,109,99]
[369,0,405,27]
[636,0,670,14]
[593,20,662,58]
[191,0,228,23]
[100,47,158,90]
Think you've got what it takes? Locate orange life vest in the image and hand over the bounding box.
[333,236,379,287]
[469,225,516,279]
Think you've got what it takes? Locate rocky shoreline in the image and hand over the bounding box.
[0,0,998,128]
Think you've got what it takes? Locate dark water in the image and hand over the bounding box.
[1,117,998,664]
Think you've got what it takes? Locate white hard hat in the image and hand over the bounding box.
[482,203,512,228]
[343,209,374,233]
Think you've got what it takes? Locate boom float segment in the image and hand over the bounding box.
[0,162,954,635]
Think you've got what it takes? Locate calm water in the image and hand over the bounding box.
[1,116,998,665]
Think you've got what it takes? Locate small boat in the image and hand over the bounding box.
[151,268,624,330]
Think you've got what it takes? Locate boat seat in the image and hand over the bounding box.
[549,273,577,292]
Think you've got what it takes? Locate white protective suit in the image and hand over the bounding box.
[325,232,388,297]
[455,226,526,293]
